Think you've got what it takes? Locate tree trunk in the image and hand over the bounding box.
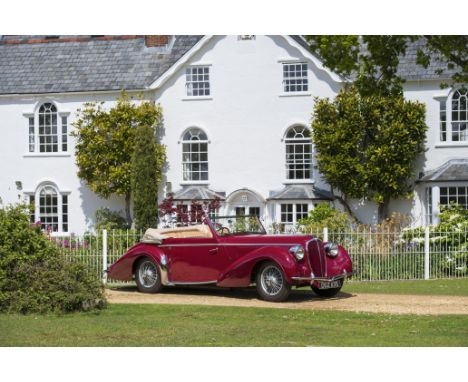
[377,197,390,223]
[125,192,132,228]
[332,192,361,224]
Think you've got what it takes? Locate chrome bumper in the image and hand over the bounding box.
[291,270,353,283]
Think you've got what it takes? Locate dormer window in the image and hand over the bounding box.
[186,66,210,97]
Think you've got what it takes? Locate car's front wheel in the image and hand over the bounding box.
[256,261,291,302]
[135,258,163,293]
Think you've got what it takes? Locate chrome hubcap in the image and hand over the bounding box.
[260,265,283,296]
[139,261,158,288]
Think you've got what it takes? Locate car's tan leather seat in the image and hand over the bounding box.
[141,224,213,244]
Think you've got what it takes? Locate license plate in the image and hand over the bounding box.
[318,280,341,289]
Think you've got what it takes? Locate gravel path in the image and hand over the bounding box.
[107,287,468,315]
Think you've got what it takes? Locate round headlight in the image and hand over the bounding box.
[289,245,305,261]
[324,243,339,258]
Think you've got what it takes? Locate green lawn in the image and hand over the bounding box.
[1,303,467,346]
[341,278,468,296]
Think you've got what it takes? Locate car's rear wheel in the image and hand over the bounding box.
[135,258,163,293]
[256,261,291,302]
[311,279,343,298]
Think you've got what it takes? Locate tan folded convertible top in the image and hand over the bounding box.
[141,224,213,244]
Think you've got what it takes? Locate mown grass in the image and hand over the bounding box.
[341,278,468,296]
[1,303,467,346]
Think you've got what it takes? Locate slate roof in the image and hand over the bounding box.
[171,186,226,201]
[418,159,468,182]
[296,36,458,81]
[0,35,202,94]
[0,35,458,95]
[268,184,333,200]
[396,38,458,81]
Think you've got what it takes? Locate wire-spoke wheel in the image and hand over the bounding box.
[135,258,162,293]
[256,262,290,302]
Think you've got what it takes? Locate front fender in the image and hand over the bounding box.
[217,246,307,287]
[107,243,166,282]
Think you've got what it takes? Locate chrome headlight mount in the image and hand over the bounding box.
[324,243,339,258]
[289,245,305,261]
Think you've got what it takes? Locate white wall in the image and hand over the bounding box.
[0,93,127,234]
[155,35,340,223]
[1,36,464,233]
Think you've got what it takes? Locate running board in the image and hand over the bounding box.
[165,280,218,286]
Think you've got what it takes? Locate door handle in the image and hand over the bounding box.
[209,248,219,255]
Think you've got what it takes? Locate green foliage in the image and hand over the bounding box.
[401,204,468,277]
[72,91,164,226]
[298,203,352,233]
[306,35,467,94]
[95,208,127,230]
[0,204,106,314]
[418,36,468,87]
[306,35,416,96]
[131,124,166,230]
[312,86,428,221]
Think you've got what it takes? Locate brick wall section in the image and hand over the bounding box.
[145,35,169,47]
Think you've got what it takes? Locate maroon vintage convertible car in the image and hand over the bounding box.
[107,214,353,302]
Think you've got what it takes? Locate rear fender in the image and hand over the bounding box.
[217,246,299,287]
[106,243,168,284]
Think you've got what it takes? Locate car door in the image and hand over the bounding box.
[162,236,229,283]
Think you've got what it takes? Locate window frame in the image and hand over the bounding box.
[185,65,211,97]
[24,102,70,155]
[439,88,468,144]
[280,202,310,225]
[284,125,313,181]
[181,128,209,183]
[282,62,309,93]
[27,183,70,234]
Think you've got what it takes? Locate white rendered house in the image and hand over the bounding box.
[0,35,466,234]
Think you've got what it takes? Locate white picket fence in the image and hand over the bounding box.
[53,227,468,284]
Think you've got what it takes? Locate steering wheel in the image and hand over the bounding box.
[214,223,231,235]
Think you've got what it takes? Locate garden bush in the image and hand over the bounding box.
[0,204,106,314]
[95,207,127,230]
[298,203,353,234]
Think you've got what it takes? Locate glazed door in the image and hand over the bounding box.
[163,237,229,283]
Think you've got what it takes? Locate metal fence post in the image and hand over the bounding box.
[424,226,430,280]
[323,227,329,242]
[102,229,108,284]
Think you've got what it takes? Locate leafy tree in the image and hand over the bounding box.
[131,124,166,230]
[312,86,428,222]
[305,35,467,93]
[72,92,164,227]
[418,36,468,86]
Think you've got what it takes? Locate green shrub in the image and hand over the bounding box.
[95,207,127,230]
[298,203,353,234]
[0,204,106,314]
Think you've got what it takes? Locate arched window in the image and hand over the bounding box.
[39,186,59,232]
[451,89,468,142]
[27,102,68,153]
[182,128,209,181]
[29,183,69,233]
[285,126,312,180]
[38,103,58,152]
[440,88,468,142]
